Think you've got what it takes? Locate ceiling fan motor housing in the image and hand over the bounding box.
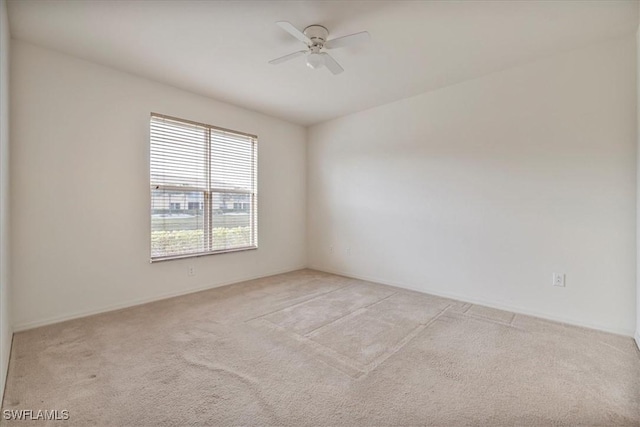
[303,25,329,47]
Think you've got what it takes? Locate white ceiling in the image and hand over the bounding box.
[7,0,639,126]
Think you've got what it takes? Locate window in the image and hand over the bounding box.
[150,113,257,261]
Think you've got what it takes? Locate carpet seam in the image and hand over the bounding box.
[250,318,366,378]
[360,304,453,374]
[455,311,522,328]
[303,291,399,338]
[241,282,354,323]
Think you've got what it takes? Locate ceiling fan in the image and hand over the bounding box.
[269,21,370,75]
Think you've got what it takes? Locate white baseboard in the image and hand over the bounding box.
[14,263,636,340]
[310,265,635,338]
[13,265,308,332]
[1,332,13,407]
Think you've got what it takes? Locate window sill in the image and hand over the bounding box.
[150,246,257,263]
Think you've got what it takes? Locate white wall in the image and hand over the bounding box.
[11,40,307,330]
[308,36,637,336]
[636,14,640,348]
[0,0,12,402]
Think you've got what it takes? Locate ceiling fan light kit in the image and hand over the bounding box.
[269,21,370,75]
[306,52,325,69]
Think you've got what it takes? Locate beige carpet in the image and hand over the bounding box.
[3,269,639,426]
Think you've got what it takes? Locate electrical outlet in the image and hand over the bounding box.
[188,266,196,277]
[552,273,565,287]
[329,245,334,254]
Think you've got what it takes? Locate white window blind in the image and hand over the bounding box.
[150,113,257,261]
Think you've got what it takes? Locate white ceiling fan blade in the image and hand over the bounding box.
[321,53,344,75]
[268,50,307,65]
[276,21,311,45]
[324,31,370,50]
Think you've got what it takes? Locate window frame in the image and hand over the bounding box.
[149,113,258,262]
